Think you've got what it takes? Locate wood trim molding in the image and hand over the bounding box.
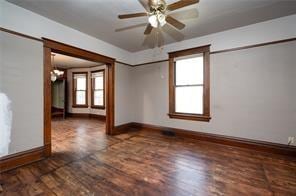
[0,147,45,173]
[72,72,88,108]
[44,46,52,157]
[67,113,106,120]
[133,59,169,67]
[2,27,295,68]
[0,27,43,42]
[43,38,115,64]
[128,122,296,157]
[169,44,211,58]
[115,61,133,67]
[168,113,211,121]
[43,38,115,160]
[91,70,106,109]
[168,45,211,122]
[113,123,136,135]
[210,37,296,54]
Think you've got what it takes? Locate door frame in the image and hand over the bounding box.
[43,38,115,157]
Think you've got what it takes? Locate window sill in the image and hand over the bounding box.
[72,105,88,108]
[91,106,105,110]
[168,113,211,122]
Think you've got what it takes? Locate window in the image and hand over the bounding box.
[91,70,105,109]
[72,72,88,107]
[168,45,211,122]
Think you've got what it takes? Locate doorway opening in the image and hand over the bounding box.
[43,38,115,157]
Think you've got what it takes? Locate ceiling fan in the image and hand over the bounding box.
[118,0,200,35]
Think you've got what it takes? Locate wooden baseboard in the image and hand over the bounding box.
[0,146,46,173]
[113,123,136,135]
[127,122,296,157]
[67,113,106,121]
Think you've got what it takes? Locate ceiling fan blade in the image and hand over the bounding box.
[166,16,185,30]
[169,8,199,21]
[115,23,147,32]
[118,12,147,19]
[162,24,184,41]
[144,23,153,35]
[167,0,199,11]
[142,32,155,48]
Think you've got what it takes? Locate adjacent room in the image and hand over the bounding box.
[0,0,295,195]
[50,53,107,157]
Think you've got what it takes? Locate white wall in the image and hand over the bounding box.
[132,41,296,145]
[115,63,135,126]
[67,65,106,116]
[0,0,133,64]
[0,31,43,155]
[132,14,296,65]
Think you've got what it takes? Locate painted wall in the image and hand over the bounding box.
[67,65,106,116]
[115,63,135,126]
[132,41,296,145]
[132,14,296,65]
[52,80,65,109]
[1,0,133,64]
[0,31,43,155]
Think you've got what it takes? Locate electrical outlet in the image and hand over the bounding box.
[288,136,295,145]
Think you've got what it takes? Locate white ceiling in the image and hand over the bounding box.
[52,53,102,69]
[7,0,296,52]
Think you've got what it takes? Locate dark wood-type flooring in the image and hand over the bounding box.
[1,118,295,195]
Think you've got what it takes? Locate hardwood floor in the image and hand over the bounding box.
[1,118,296,195]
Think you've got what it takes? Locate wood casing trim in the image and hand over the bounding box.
[43,38,115,64]
[126,122,296,157]
[0,147,45,173]
[43,38,115,159]
[72,71,89,108]
[168,44,211,122]
[91,69,106,109]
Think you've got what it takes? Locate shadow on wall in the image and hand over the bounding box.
[0,92,12,157]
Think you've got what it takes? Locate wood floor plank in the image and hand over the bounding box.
[1,117,295,195]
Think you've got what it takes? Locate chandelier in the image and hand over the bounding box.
[50,54,64,82]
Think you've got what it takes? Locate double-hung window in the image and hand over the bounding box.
[72,72,88,107]
[168,45,211,121]
[91,70,105,109]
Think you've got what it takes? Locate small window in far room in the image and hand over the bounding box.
[168,45,211,122]
[73,72,88,107]
[91,70,105,109]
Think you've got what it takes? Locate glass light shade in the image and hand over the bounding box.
[158,13,166,27]
[58,70,64,76]
[148,15,158,28]
[53,69,64,76]
[51,73,57,82]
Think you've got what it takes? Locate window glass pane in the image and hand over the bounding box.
[175,86,203,114]
[95,76,103,90]
[76,77,86,90]
[94,90,103,106]
[176,56,203,85]
[76,91,86,105]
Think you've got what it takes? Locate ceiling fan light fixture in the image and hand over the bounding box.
[149,15,158,28]
[158,13,166,27]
